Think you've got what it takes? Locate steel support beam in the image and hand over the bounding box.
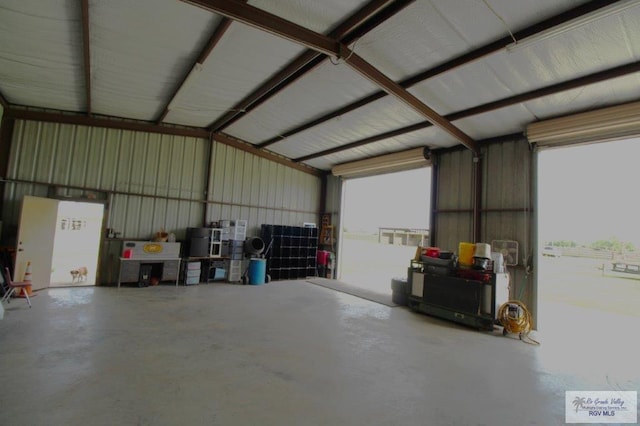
[472,155,482,243]
[295,60,640,162]
[345,52,477,152]
[0,115,15,214]
[0,91,8,110]
[156,5,244,124]
[208,50,322,132]
[5,108,322,177]
[295,122,430,162]
[0,115,15,178]
[258,90,387,148]
[260,0,624,148]
[181,0,474,150]
[212,132,322,177]
[81,0,92,116]
[447,60,640,121]
[181,0,339,55]
[7,108,209,138]
[208,0,415,132]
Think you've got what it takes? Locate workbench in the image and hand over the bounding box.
[407,260,509,330]
[116,241,182,288]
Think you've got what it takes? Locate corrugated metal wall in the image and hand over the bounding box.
[324,173,342,256]
[2,120,322,242]
[434,137,536,324]
[482,138,535,319]
[206,142,321,236]
[482,139,533,260]
[3,120,206,240]
[433,148,475,252]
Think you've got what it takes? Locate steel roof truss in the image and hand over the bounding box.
[208,0,414,132]
[261,0,624,150]
[156,3,247,124]
[181,0,475,151]
[295,60,640,162]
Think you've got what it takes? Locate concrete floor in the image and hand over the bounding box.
[1,281,638,426]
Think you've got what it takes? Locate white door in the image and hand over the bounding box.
[14,196,60,290]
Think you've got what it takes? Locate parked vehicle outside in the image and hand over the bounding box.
[542,245,562,257]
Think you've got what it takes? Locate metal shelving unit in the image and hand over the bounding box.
[261,225,318,280]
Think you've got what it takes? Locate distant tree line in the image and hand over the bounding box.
[548,237,636,253]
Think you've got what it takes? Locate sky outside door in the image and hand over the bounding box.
[50,201,104,286]
[537,138,640,326]
[339,168,430,294]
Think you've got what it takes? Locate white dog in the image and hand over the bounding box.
[70,266,88,283]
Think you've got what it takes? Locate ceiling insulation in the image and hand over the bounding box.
[1,0,639,171]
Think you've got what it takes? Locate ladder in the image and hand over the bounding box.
[320,213,333,246]
[320,225,334,246]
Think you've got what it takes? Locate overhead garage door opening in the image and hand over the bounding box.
[537,137,640,334]
[338,167,431,295]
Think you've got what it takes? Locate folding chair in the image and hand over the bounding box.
[1,267,32,308]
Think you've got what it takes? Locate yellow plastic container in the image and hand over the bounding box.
[458,242,475,266]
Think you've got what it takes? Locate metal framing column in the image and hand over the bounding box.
[472,153,483,243]
[0,114,15,215]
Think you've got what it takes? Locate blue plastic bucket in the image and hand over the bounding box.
[248,258,267,285]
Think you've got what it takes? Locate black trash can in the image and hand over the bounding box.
[391,277,408,306]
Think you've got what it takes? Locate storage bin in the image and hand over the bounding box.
[186,269,201,278]
[185,276,200,285]
[391,277,408,306]
[186,261,201,270]
[222,240,244,259]
[221,220,247,241]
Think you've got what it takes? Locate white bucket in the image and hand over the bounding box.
[473,242,491,259]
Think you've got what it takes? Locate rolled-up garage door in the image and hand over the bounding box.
[527,100,640,148]
[331,147,431,179]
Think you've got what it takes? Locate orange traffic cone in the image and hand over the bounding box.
[18,261,34,297]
